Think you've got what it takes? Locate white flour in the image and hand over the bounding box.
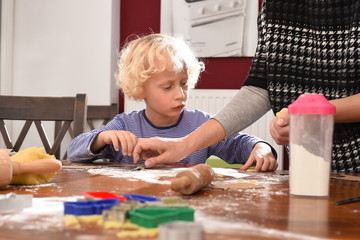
[0,196,79,230]
[289,144,330,197]
[195,211,327,240]
[87,167,249,184]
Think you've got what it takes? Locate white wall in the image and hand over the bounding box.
[1,0,119,103]
[0,0,120,152]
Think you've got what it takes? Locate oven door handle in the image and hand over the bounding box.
[191,13,245,28]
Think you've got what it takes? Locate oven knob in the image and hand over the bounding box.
[198,7,205,15]
[238,0,245,7]
[214,4,221,12]
[230,1,238,8]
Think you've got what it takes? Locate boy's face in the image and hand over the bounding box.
[141,68,189,127]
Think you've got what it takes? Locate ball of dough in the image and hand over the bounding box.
[10,147,60,185]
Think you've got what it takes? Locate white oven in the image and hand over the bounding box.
[172,0,247,57]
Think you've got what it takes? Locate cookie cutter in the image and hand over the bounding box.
[64,198,119,216]
[102,200,143,224]
[123,194,160,203]
[83,191,128,202]
[159,221,204,240]
[129,207,194,228]
[147,196,188,207]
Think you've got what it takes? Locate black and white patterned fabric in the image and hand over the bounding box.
[244,0,360,173]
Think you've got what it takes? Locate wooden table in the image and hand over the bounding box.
[0,162,359,240]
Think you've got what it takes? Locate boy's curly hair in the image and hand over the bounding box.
[115,33,204,100]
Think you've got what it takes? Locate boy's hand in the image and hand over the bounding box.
[97,130,138,156]
[240,142,278,172]
[270,108,290,145]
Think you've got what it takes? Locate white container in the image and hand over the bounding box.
[288,94,336,197]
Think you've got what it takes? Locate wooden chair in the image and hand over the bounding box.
[87,103,118,130]
[0,94,87,159]
[67,103,118,138]
[61,103,118,159]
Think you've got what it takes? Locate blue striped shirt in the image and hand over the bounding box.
[67,109,270,165]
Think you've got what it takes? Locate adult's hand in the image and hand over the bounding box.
[270,109,290,145]
[132,137,189,168]
[240,142,278,172]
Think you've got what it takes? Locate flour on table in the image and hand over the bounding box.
[212,168,249,178]
[87,167,250,184]
[87,168,181,184]
[0,196,80,230]
[195,211,326,240]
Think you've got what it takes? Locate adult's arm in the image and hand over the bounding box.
[214,85,272,137]
[330,93,360,123]
[185,85,272,153]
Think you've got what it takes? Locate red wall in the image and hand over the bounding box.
[119,0,261,112]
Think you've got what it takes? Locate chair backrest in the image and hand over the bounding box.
[87,103,118,130]
[66,103,118,139]
[0,94,87,159]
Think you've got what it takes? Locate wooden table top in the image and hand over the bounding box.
[0,162,359,240]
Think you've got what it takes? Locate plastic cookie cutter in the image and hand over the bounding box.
[83,191,128,202]
[159,221,204,240]
[120,199,144,210]
[0,193,33,213]
[102,206,127,224]
[102,200,143,224]
[132,164,146,171]
[64,198,119,216]
[123,194,160,203]
[128,207,195,228]
[147,196,188,207]
[103,203,134,224]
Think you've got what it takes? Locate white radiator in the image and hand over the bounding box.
[125,89,283,170]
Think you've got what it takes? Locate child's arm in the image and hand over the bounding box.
[208,133,277,172]
[68,113,137,162]
[91,130,138,156]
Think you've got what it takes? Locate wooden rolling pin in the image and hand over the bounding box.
[0,150,62,187]
[170,164,215,195]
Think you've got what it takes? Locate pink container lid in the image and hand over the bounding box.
[288,94,336,115]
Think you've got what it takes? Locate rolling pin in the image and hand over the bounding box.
[0,150,62,187]
[170,164,215,195]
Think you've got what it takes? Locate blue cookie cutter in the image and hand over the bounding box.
[64,198,119,216]
[123,194,160,203]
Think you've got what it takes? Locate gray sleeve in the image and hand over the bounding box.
[213,86,272,138]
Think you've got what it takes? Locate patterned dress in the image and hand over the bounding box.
[244,0,360,173]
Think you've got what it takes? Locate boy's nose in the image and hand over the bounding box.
[175,87,186,100]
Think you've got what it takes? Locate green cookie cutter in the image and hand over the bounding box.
[129,207,194,228]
